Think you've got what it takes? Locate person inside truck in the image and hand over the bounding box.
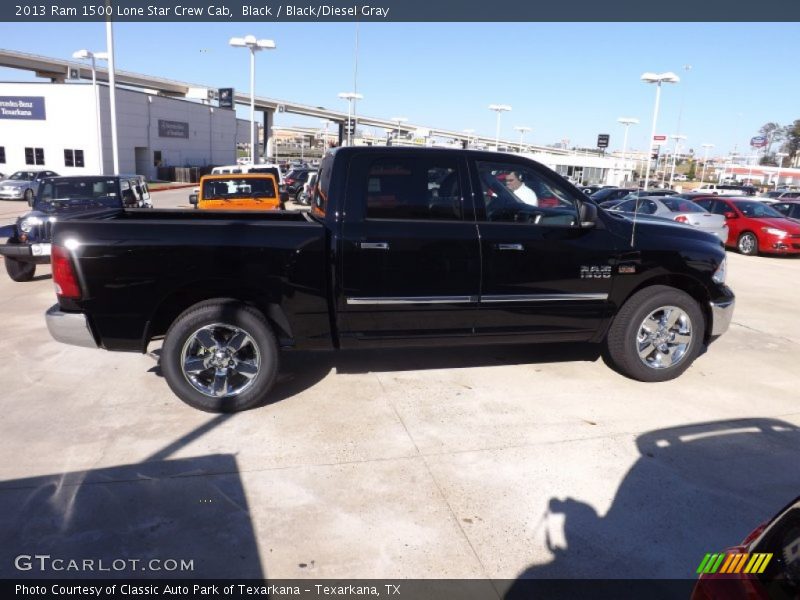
[505,171,539,206]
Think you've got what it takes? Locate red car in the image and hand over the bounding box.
[692,495,800,600]
[693,196,800,256]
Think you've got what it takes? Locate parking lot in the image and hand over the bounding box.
[1,189,799,586]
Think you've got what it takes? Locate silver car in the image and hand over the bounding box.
[608,196,728,241]
[0,170,59,202]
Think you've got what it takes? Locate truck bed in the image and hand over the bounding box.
[53,209,330,352]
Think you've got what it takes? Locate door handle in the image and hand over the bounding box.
[495,243,524,251]
[360,242,390,250]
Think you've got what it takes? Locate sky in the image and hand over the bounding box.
[1,21,798,158]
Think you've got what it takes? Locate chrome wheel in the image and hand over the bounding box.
[180,323,261,398]
[636,305,693,370]
[738,233,757,255]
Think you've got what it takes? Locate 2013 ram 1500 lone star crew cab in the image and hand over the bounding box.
[45,147,735,412]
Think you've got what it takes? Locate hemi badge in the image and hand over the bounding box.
[619,265,636,274]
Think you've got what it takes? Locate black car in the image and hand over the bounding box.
[589,187,638,203]
[283,168,317,201]
[772,200,800,219]
[0,175,152,281]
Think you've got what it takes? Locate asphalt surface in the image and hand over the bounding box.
[1,190,799,587]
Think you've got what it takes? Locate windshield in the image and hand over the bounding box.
[9,171,36,181]
[661,198,706,213]
[734,201,785,218]
[202,177,276,200]
[38,178,122,208]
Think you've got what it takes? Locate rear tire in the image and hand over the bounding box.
[737,232,758,256]
[5,257,35,282]
[161,300,279,412]
[605,285,704,382]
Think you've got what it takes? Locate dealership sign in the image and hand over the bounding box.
[0,96,46,120]
[653,134,668,146]
[158,119,189,139]
[750,136,767,148]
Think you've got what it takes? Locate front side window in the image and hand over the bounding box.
[365,158,462,221]
[476,161,580,226]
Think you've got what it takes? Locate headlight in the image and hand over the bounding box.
[712,257,726,285]
[19,216,42,233]
[761,227,787,237]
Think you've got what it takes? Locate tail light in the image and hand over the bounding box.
[52,244,81,299]
[674,215,689,223]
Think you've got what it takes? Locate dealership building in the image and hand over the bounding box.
[0,81,252,180]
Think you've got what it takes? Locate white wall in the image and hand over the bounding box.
[0,82,98,175]
[0,82,239,180]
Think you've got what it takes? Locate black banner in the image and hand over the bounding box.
[3,579,703,600]
[3,0,799,22]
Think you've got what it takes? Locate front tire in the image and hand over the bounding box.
[605,285,705,382]
[161,300,279,412]
[24,189,33,203]
[5,257,35,282]
[737,232,758,256]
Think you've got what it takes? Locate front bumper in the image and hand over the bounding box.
[0,190,25,200]
[761,233,800,254]
[709,297,735,337]
[45,305,98,349]
[0,242,51,263]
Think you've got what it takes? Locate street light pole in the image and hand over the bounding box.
[104,21,120,174]
[463,129,475,149]
[617,117,639,185]
[72,49,108,174]
[391,116,408,145]
[488,104,511,151]
[700,143,714,183]
[229,35,276,165]
[641,72,680,191]
[669,134,687,187]
[338,92,363,146]
[514,126,531,151]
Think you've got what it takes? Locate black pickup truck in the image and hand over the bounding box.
[45,147,734,412]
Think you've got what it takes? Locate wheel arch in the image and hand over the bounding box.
[610,274,713,344]
[142,281,293,352]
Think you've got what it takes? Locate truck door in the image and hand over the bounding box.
[471,159,617,340]
[339,152,480,344]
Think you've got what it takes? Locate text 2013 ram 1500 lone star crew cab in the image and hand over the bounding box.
[45,148,735,412]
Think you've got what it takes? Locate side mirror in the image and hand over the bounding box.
[189,194,198,206]
[723,211,737,219]
[579,201,598,228]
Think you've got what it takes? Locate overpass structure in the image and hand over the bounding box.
[0,48,567,156]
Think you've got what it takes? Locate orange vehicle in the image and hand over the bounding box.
[189,173,283,211]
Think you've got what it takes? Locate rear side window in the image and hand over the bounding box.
[364,157,462,221]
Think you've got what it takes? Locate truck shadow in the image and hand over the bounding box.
[503,418,800,598]
[0,418,264,579]
[269,342,602,404]
[148,343,602,406]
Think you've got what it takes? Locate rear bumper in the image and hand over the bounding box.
[45,305,98,349]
